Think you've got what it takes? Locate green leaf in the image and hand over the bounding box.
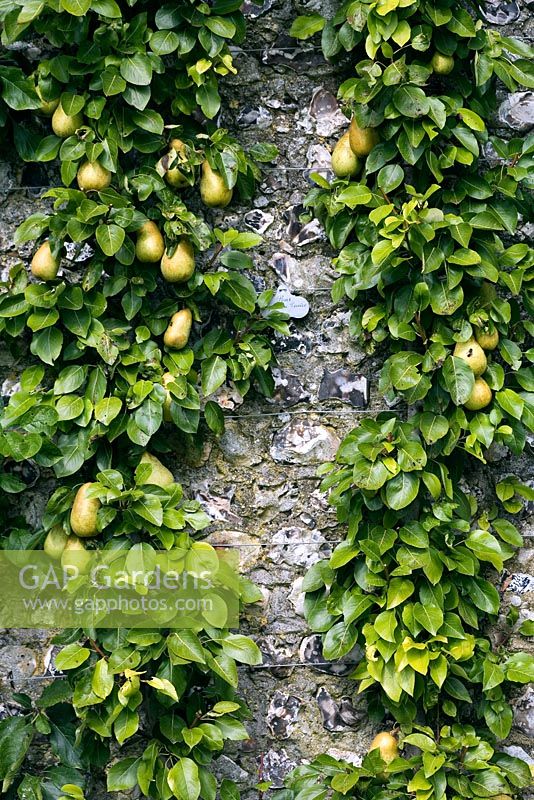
[107,758,140,791]
[167,758,200,800]
[289,14,325,39]
[168,631,206,664]
[201,355,227,396]
[60,0,91,15]
[392,85,430,118]
[94,397,122,425]
[442,356,475,405]
[120,54,153,86]
[96,224,125,256]
[385,472,420,510]
[413,603,443,635]
[419,413,448,444]
[55,644,91,670]
[218,634,262,665]
[30,328,63,366]
[92,658,114,699]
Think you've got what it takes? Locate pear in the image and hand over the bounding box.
[162,372,175,422]
[70,482,101,538]
[453,338,487,376]
[475,325,499,351]
[139,452,174,488]
[31,241,59,280]
[160,237,195,283]
[349,119,379,157]
[43,525,68,560]
[331,132,360,178]
[76,160,111,191]
[369,732,398,764]
[431,52,455,75]
[200,161,232,208]
[464,377,492,411]
[166,138,189,188]
[136,221,165,263]
[163,308,193,350]
[61,535,91,574]
[52,106,83,137]
[36,87,59,117]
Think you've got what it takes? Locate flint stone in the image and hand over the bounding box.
[270,419,341,464]
[513,686,534,736]
[269,527,330,568]
[316,686,364,731]
[299,634,362,676]
[319,369,369,408]
[480,0,520,23]
[267,691,302,738]
[499,92,534,132]
[260,749,297,788]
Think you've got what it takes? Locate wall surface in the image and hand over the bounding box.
[1,0,533,793]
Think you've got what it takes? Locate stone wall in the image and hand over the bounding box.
[0,0,533,792]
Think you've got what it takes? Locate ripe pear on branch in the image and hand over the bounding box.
[70,482,101,538]
[61,535,91,573]
[52,106,83,137]
[76,160,111,191]
[349,119,379,156]
[160,237,195,283]
[43,525,68,559]
[135,221,165,263]
[464,377,492,411]
[331,132,360,178]
[163,138,190,188]
[164,308,193,350]
[162,372,176,422]
[31,241,59,280]
[139,452,174,488]
[368,732,398,764]
[200,161,232,208]
[475,324,499,351]
[431,52,455,74]
[453,337,487,376]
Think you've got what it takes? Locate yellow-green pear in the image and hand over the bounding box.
[36,87,59,117]
[70,482,101,538]
[369,732,398,764]
[164,308,193,350]
[76,160,111,191]
[51,105,83,137]
[431,52,455,75]
[44,525,68,560]
[160,237,195,283]
[200,161,232,208]
[139,452,174,488]
[331,132,360,178]
[453,337,487,376]
[61,535,91,574]
[166,138,189,188]
[31,241,59,280]
[349,119,379,157]
[464,377,492,411]
[475,325,499,351]
[135,221,165,263]
[162,372,175,422]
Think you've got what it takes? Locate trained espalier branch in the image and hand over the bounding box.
[0,1,288,797]
[286,0,534,798]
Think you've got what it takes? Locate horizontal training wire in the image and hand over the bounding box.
[18,660,358,681]
[222,408,388,419]
[0,168,329,193]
